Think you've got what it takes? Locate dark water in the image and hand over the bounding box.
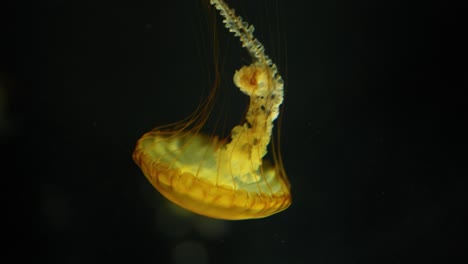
[3,0,466,263]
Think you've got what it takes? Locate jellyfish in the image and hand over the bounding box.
[133,0,291,220]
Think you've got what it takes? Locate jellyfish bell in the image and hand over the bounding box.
[133,0,291,220]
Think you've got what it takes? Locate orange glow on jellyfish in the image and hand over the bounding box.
[133,0,291,220]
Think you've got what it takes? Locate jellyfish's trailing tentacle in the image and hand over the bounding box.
[209,0,284,87]
[209,0,273,67]
[210,0,284,175]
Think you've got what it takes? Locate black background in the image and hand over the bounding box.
[2,0,466,263]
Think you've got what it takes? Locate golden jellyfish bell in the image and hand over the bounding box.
[133,0,291,220]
